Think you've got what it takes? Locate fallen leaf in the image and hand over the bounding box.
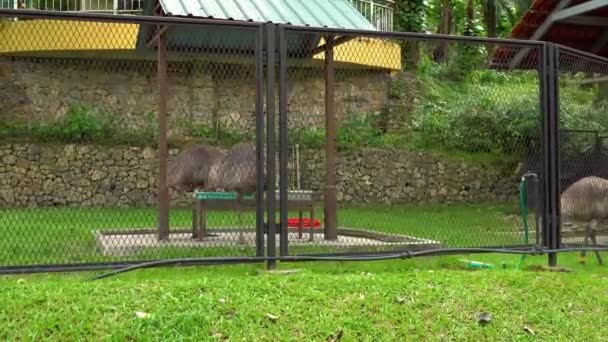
[396,296,407,304]
[477,312,492,325]
[16,278,25,284]
[523,325,536,335]
[358,293,365,300]
[135,311,151,319]
[326,329,344,342]
[218,298,226,304]
[266,313,279,321]
[211,332,228,340]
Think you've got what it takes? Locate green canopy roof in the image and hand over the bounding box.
[137,0,376,58]
[158,0,376,30]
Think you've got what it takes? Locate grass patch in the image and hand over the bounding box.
[0,202,534,267]
[0,255,607,340]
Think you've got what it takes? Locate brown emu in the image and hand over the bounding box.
[207,142,262,244]
[170,141,264,244]
[560,176,607,264]
[168,144,227,193]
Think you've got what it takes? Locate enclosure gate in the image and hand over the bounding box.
[0,8,606,274]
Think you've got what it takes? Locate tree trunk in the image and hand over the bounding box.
[394,0,425,70]
[433,0,453,62]
[465,0,475,37]
[484,0,497,38]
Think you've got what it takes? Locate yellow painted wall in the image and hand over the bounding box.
[0,19,401,70]
[313,36,402,71]
[0,19,138,53]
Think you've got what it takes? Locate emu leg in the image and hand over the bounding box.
[580,220,598,264]
[589,222,604,265]
[580,225,591,264]
[236,193,246,245]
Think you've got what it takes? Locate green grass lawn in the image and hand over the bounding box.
[0,202,535,267]
[0,254,607,341]
[1,203,607,340]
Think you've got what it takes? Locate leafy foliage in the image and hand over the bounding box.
[1,103,158,146]
[185,122,247,148]
[290,113,408,151]
[410,65,608,157]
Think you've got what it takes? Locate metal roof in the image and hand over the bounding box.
[510,0,608,56]
[492,0,608,70]
[158,0,377,30]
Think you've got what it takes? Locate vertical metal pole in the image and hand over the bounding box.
[542,43,561,266]
[266,23,277,269]
[157,25,170,241]
[255,26,265,258]
[278,25,289,256]
[324,35,338,241]
[540,43,550,251]
[551,44,562,265]
[113,0,118,14]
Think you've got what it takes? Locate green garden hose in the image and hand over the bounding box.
[516,176,530,270]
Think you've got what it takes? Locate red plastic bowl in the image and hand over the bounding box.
[287,218,321,228]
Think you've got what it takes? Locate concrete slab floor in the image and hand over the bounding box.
[94,227,441,256]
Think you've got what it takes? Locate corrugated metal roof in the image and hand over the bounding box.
[158,0,377,30]
[490,0,608,70]
[491,0,608,69]
[510,0,608,56]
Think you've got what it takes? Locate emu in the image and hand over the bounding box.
[169,141,265,245]
[207,142,261,245]
[560,176,607,264]
[168,144,227,193]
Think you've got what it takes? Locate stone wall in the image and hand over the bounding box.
[0,57,391,135]
[299,149,519,204]
[0,143,518,208]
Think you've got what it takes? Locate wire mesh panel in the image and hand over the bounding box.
[0,12,264,271]
[0,0,144,13]
[278,27,546,256]
[557,47,608,255]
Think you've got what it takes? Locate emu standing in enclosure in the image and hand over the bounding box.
[168,144,226,193]
[169,142,263,244]
[560,176,607,264]
[207,142,261,244]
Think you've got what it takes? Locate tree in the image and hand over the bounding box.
[484,0,498,38]
[394,0,427,69]
[433,0,454,62]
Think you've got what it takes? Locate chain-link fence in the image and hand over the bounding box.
[0,11,267,272]
[276,26,547,258]
[556,47,608,263]
[1,9,606,273]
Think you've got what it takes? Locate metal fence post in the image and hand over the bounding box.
[265,23,277,270]
[255,25,266,258]
[157,23,170,241]
[278,25,289,256]
[324,35,338,241]
[542,43,561,266]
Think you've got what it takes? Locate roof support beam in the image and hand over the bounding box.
[591,29,608,53]
[551,0,608,22]
[508,0,573,69]
[559,15,608,27]
[310,36,356,56]
[146,25,171,48]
